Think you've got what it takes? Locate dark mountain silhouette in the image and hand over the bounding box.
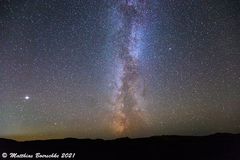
[0,133,239,160]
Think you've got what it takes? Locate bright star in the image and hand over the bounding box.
[25,96,30,100]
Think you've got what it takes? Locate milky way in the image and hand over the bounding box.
[110,0,148,134]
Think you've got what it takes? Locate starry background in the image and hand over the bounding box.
[0,0,239,141]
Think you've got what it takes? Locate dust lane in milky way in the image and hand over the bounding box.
[111,0,148,135]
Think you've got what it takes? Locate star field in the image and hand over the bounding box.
[0,0,239,140]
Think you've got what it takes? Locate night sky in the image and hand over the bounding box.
[0,0,240,141]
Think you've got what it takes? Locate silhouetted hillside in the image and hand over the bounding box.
[0,133,239,160]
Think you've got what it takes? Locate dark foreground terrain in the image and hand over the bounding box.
[0,133,239,160]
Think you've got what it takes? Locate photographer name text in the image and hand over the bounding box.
[2,152,76,159]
